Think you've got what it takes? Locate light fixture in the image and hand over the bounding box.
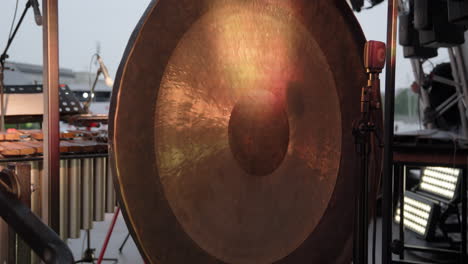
[418,166,461,202]
[394,191,439,239]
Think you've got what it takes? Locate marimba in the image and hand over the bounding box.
[0,129,115,259]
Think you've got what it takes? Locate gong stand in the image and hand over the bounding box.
[353,40,386,264]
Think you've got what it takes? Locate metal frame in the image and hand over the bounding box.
[448,48,468,138]
[410,58,432,129]
[410,50,468,136]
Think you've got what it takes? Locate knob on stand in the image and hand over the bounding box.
[353,40,386,264]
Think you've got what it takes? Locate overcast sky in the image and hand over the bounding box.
[0,0,151,77]
[0,0,450,90]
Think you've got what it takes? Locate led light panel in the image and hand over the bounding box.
[419,166,460,201]
[394,191,438,238]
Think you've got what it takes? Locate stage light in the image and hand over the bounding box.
[419,167,460,201]
[394,191,439,239]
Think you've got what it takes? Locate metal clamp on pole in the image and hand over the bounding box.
[353,40,386,264]
[0,169,74,264]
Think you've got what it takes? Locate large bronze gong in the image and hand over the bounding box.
[110,0,380,263]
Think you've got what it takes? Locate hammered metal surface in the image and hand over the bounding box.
[110,0,374,263]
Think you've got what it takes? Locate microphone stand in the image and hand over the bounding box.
[84,55,113,113]
[0,1,35,132]
[353,41,385,264]
[84,66,103,113]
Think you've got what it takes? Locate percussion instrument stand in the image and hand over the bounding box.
[75,229,118,263]
[353,41,386,264]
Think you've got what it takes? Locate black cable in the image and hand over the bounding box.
[7,0,20,41]
[1,1,33,63]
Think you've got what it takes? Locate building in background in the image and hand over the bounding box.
[3,61,112,115]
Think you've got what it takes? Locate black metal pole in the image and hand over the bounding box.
[361,140,370,263]
[354,178,361,263]
[87,229,91,251]
[404,244,459,255]
[399,164,405,260]
[355,138,370,264]
[382,0,399,263]
[353,91,372,264]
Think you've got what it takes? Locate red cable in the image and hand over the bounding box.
[97,207,121,264]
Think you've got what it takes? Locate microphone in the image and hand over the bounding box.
[363,41,386,113]
[30,0,42,26]
[97,55,114,87]
[364,41,386,73]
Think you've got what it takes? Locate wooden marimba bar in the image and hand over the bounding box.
[0,130,116,242]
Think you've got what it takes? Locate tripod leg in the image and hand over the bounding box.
[118,233,131,252]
